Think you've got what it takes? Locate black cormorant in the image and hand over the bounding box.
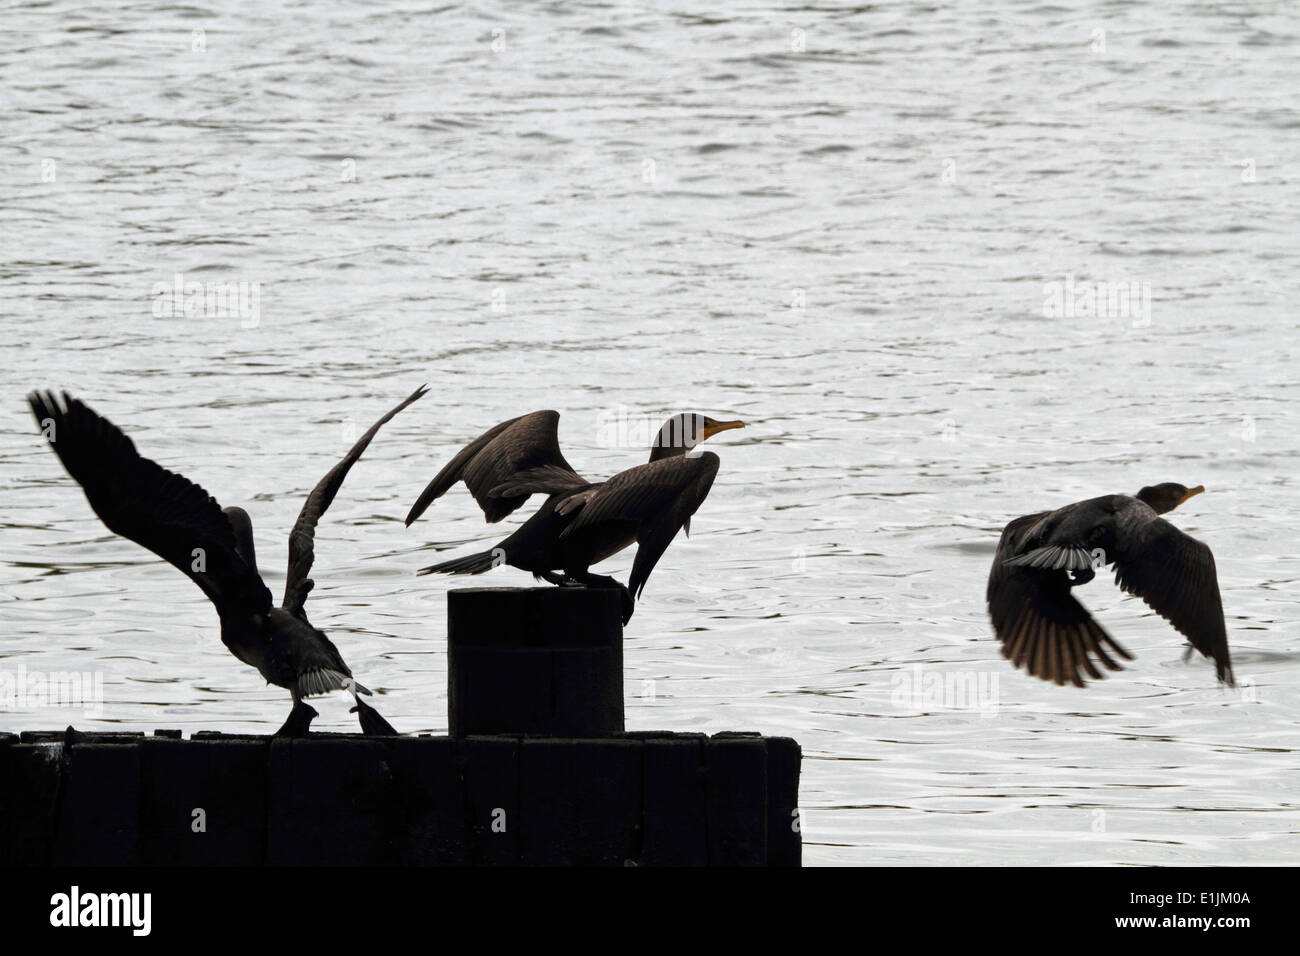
[405,411,744,623]
[28,386,427,734]
[987,482,1232,687]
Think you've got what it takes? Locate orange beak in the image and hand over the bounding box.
[1180,485,1206,504]
[702,419,745,440]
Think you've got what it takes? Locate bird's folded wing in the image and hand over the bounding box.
[561,453,721,598]
[988,512,1132,686]
[406,409,586,525]
[1112,519,1233,685]
[284,384,428,616]
[28,390,272,617]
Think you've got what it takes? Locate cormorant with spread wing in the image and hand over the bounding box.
[28,386,427,735]
[987,482,1232,687]
[405,411,745,623]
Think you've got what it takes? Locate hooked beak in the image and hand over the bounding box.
[702,419,745,440]
[1180,485,1206,504]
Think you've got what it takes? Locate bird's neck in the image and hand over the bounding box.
[647,443,689,464]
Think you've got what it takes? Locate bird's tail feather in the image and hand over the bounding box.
[416,549,499,576]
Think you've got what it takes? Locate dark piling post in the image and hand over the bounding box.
[447,587,624,736]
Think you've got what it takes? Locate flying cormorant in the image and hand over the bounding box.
[987,482,1232,687]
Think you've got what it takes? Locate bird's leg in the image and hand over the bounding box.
[1182,643,1195,663]
[565,571,635,625]
[276,691,318,737]
[350,693,399,736]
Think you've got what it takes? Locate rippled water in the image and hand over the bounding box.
[2,1,1298,865]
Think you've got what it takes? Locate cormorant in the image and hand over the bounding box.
[28,386,428,735]
[987,482,1232,687]
[404,411,744,623]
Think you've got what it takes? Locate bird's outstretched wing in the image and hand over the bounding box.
[283,385,429,617]
[987,511,1133,687]
[560,452,721,599]
[1112,518,1233,685]
[405,410,585,525]
[28,390,272,617]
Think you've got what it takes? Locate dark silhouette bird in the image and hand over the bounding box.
[405,411,745,623]
[987,482,1232,687]
[28,386,428,735]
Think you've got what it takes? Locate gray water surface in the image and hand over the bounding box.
[2,1,1298,865]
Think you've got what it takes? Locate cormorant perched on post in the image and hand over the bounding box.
[987,482,1232,687]
[405,411,745,623]
[28,386,427,735]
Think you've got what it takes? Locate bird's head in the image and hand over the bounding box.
[648,413,745,463]
[1136,482,1205,515]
